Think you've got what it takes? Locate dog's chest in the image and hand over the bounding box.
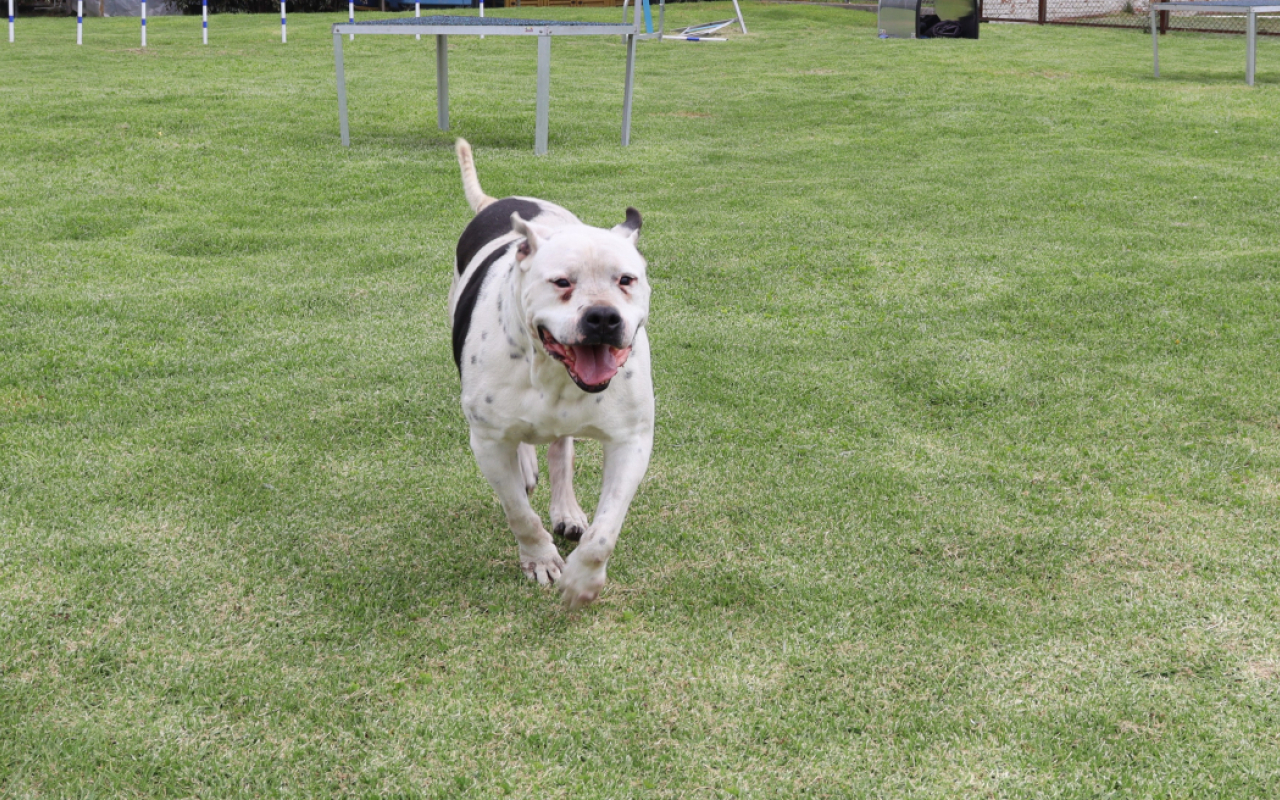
[464,382,614,443]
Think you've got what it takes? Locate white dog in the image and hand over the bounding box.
[448,140,654,609]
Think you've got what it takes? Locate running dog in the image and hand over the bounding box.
[448,139,654,609]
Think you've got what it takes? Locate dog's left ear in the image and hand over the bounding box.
[610,207,642,245]
[512,213,554,269]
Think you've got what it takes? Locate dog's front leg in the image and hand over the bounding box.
[560,433,652,609]
[470,433,564,585]
[549,436,589,541]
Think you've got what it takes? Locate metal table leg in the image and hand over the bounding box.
[437,34,449,129]
[1151,7,1159,78]
[621,33,636,146]
[536,34,550,155]
[335,32,350,146]
[1247,9,1257,85]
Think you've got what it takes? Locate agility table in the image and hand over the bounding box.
[333,15,641,154]
[1151,1,1280,85]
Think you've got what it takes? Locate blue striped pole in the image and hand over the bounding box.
[479,0,484,38]
[280,0,286,43]
[8,0,13,44]
[415,1,420,40]
[348,1,353,40]
[202,0,207,44]
[141,0,146,47]
[77,0,82,44]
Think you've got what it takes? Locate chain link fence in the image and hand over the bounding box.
[981,0,1280,36]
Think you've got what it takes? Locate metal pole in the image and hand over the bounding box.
[141,0,146,47]
[1151,5,1159,77]
[480,0,484,39]
[622,33,636,145]
[8,0,12,44]
[349,1,354,40]
[203,0,208,44]
[77,0,82,44]
[281,0,286,43]
[436,34,449,130]
[535,34,550,155]
[731,0,746,33]
[1247,8,1256,85]
[416,1,420,40]
[658,0,665,37]
[335,32,350,146]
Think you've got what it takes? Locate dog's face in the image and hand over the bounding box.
[512,209,648,393]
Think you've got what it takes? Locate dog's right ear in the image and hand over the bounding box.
[511,213,552,269]
[610,207,642,245]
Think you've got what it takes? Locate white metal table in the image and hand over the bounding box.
[1151,1,1280,85]
[333,14,642,154]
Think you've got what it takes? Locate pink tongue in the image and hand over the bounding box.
[570,345,618,386]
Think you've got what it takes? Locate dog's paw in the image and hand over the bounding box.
[518,542,564,586]
[559,550,607,609]
[552,519,587,543]
[552,503,590,543]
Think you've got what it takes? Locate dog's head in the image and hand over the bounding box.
[512,208,648,393]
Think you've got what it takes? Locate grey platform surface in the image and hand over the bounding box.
[340,15,633,28]
[1151,1,1280,85]
[1152,1,1280,7]
[332,13,642,153]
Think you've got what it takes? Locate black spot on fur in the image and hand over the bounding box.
[456,197,542,275]
[510,352,522,360]
[625,371,634,379]
[485,395,493,404]
[453,243,513,374]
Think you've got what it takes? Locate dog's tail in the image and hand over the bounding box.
[456,139,496,214]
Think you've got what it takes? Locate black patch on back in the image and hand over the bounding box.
[453,243,513,374]
[456,197,542,275]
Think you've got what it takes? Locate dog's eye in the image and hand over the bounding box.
[619,275,635,287]
[552,278,572,289]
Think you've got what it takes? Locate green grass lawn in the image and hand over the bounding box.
[3,5,1280,797]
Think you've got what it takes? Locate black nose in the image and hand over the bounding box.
[579,305,625,346]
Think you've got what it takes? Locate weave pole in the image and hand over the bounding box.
[348,1,353,40]
[415,1,420,40]
[479,0,484,38]
[77,0,82,44]
[8,0,13,44]
[280,0,286,43]
[202,0,207,43]
[141,0,146,46]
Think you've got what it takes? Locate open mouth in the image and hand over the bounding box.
[538,327,632,393]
